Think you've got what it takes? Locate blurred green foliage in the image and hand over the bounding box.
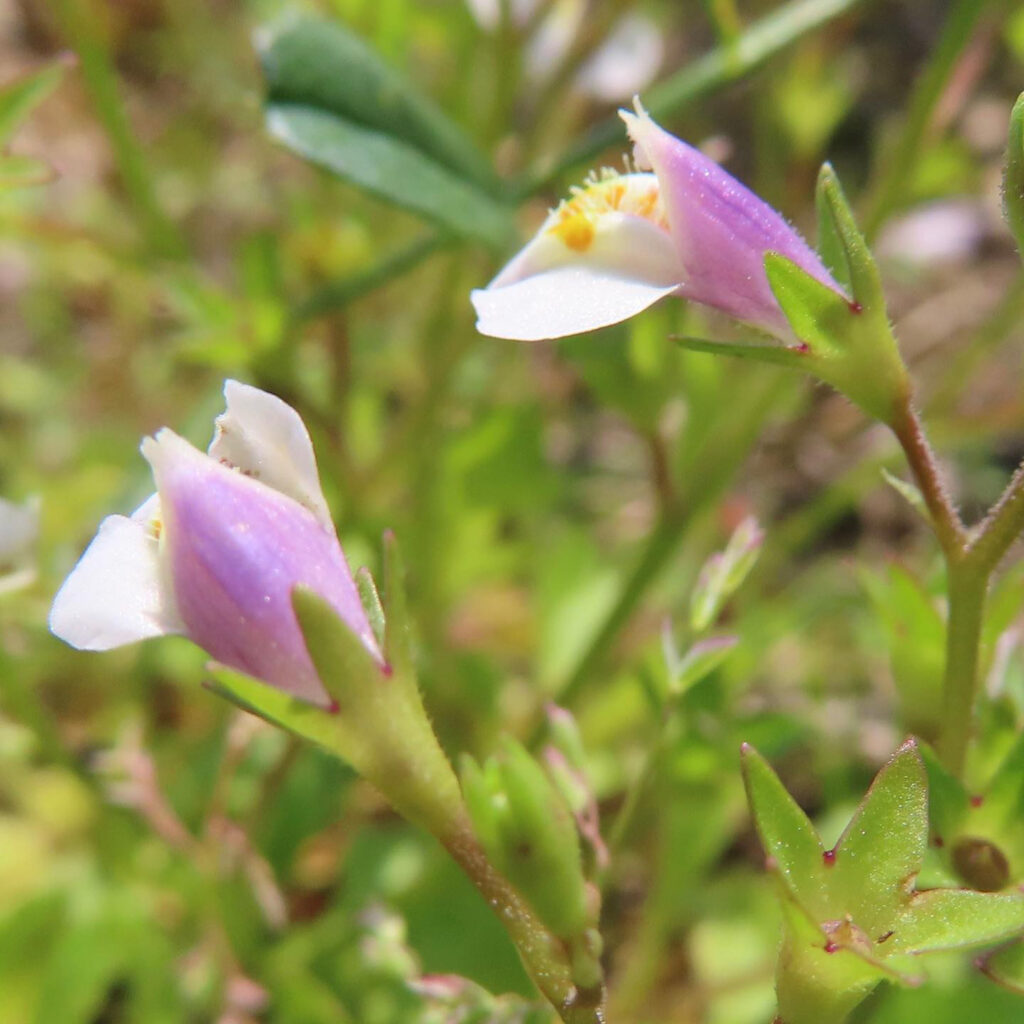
[3,0,1024,1022]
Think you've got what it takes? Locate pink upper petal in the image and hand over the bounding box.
[623,106,845,337]
[144,431,381,705]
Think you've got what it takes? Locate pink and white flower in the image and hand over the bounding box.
[50,381,380,705]
[472,101,845,341]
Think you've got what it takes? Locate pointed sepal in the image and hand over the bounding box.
[1003,92,1024,259]
[889,887,1024,954]
[764,250,909,424]
[381,529,414,681]
[829,739,927,937]
[814,164,883,314]
[741,743,828,906]
[291,584,464,840]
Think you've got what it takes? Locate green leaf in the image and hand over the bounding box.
[741,744,827,906]
[674,333,810,369]
[831,740,927,937]
[0,57,69,149]
[258,15,513,246]
[266,104,513,247]
[1001,93,1024,256]
[258,15,494,188]
[494,739,589,939]
[689,516,763,633]
[981,938,1024,995]
[890,888,1024,954]
[670,636,737,695]
[206,663,343,752]
[459,753,502,857]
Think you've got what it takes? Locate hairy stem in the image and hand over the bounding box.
[441,815,606,1023]
[890,403,966,558]
[967,459,1024,577]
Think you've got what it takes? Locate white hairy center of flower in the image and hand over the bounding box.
[546,171,666,253]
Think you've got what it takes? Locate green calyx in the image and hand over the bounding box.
[678,164,911,427]
[208,535,465,844]
[743,740,1024,1024]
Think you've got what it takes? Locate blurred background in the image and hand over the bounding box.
[2,0,1024,1021]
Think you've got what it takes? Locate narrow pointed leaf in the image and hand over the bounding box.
[206,663,343,751]
[741,744,827,905]
[815,162,852,291]
[459,753,502,857]
[671,636,737,695]
[689,517,763,633]
[890,888,1024,954]
[832,740,927,935]
[258,15,513,246]
[674,334,810,369]
[816,163,884,311]
[258,15,495,188]
[0,57,69,148]
[266,106,514,247]
[1003,92,1024,258]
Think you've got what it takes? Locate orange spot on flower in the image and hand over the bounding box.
[546,173,667,253]
[552,213,596,251]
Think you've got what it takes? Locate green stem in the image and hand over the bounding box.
[889,403,966,558]
[967,460,1024,577]
[888,393,1024,777]
[440,814,606,1024]
[937,562,988,777]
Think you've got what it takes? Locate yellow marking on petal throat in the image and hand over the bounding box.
[552,213,596,251]
[546,172,666,254]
